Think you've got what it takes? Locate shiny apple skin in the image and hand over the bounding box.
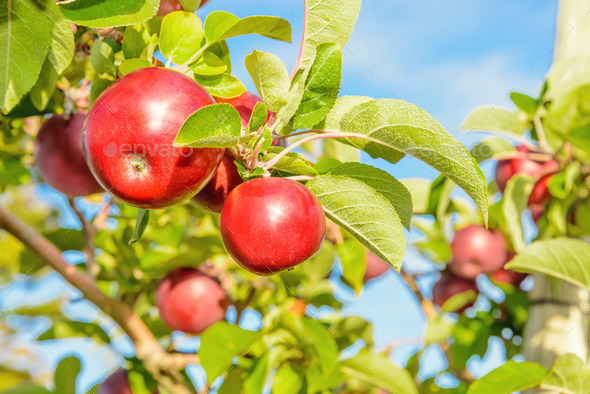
[98,370,132,394]
[220,178,327,275]
[156,267,228,334]
[157,0,209,16]
[191,150,243,213]
[364,251,391,280]
[34,113,104,197]
[449,225,507,280]
[495,157,542,193]
[432,274,479,313]
[83,68,224,209]
[528,173,554,206]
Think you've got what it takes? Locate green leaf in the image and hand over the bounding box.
[510,92,538,116]
[467,361,547,394]
[502,174,535,252]
[190,51,228,76]
[179,0,204,12]
[401,178,431,214]
[243,353,269,394]
[506,238,590,290]
[245,50,289,112]
[295,0,362,71]
[291,43,342,129]
[272,363,303,394]
[9,299,63,317]
[247,102,269,132]
[204,11,292,44]
[207,41,231,69]
[301,318,339,374]
[89,78,114,104]
[54,356,81,394]
[140,34,158,60]
[118,58,154,76]
[341,350,417,394]
[316,96,373,163]
[58,0,159,28]
[90,40,115,74]
[424,315,455,346]
[160,12,204,65]
[307,175,406,271]
[48,8,75,75]
[194,74,246,99]
[470,136,515,163]
[217,367,243,394]
[460,106,527,136]
[336,238,366,294]
[199,322,261,384]
[30,58,57,111]
[129,209,150,245]
[329,162,412,230]
[174,103,242,148]
[340,99,489,224]
[122,24,151,60]
[0,0,52,113]
[37,320,111,344]
[260,148,318,177]
[0,386,51,394]
[542,353,590,394]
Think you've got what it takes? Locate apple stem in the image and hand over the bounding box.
[289,0,308,79]
[285,175,315,181]
[533,115,550,152]
[493,151,554,162]
[67,197,99,279]
[262,130,381,170]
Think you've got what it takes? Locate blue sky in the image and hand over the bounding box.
[2,0,560,391]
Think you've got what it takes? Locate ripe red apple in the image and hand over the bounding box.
[34,113,104,197]
[364,251,390,280]
[449,225,507,280]
[191,150,243,213]
[495,147,542,193]
[490,253,527,287]
[220,178,326,275]
[528,173,554,206]
[98,370,132,394]
[84,67,224,209]
[530,204,545,224]
[156,267,228,334]
[156,0,209,16]
[432,274,479,313]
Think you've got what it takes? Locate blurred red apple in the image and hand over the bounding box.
[34,113,104,197]
[432,274,479,313]
[364,251,390,280]
[98,370,132,394]
[156,267,228,334]
[449,225,507,279]
[157,0,209,16]
[495,148,542,193]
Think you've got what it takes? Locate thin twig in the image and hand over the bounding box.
[533,115,550,152]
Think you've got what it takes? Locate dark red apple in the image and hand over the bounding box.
[34,113,104,197]
[449,225,507,280]
[83,67,224,209]
[495,149,542,193]
[432,274,479,313]
[490,253,527,287]
[220,178,326,275]
[98,370,132,394]
[528,173,554,206]
[157,0,209,16]
[530,204,545,224]
[191,150,243,213]
[156,267,228,334]
[364,251,390,280]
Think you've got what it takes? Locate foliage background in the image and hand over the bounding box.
[0,0,559,390]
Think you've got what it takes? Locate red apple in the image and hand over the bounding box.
[220,178,326,275]
[157,0,209,16]
[191,150,243,213]
[84,67,224,209]
[364,251,390,280]
[449,225,507,280]
[34,113,104,197]
[432,274,479,313]
[495,149,542,193]
[490,253,527,287]
[98,370,132,394]
[156,267,228,334]
[528,173,554,206]
[530,204,545,224]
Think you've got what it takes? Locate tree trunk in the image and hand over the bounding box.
[523,1,590,392]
